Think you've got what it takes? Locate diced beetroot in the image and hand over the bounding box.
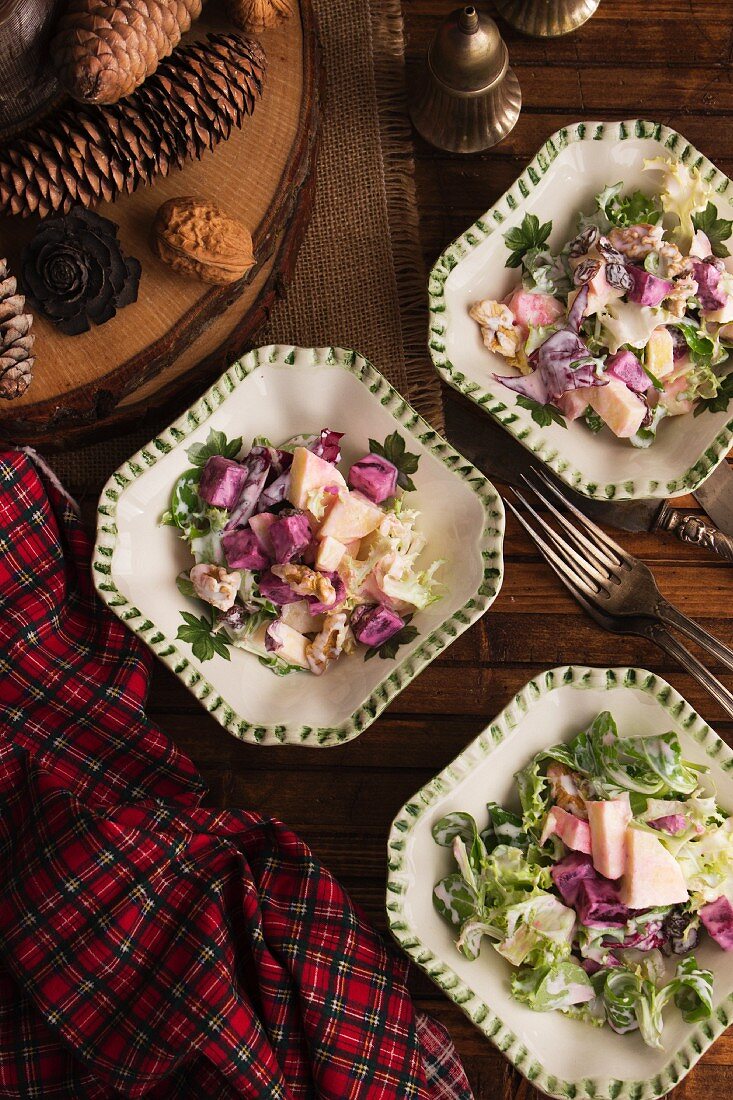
[308,570,347,614]
[221,528,269,571]
[198,456,249,509]
[257,570,302,606]
[605,349,651,394]
[551,853,598,906]
[351,603,404,648]
[627,266,673,307]
[648,814,688,835]
[348,454,399,503]
[699,896,733,950]
[576,878,630,928]
[310,429,344,464]
[693,260,728,311]
[270,511,312,564]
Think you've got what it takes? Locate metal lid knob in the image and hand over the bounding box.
[428,5,508,96]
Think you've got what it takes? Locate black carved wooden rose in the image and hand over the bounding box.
[20,208,141,335]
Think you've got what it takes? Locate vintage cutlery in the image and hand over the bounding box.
[693,459,733,538]
[505,469,733,720]
[446,402,733,562]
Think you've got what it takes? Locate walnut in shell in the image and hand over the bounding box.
[151,197,255,284]
[226,0,294,32]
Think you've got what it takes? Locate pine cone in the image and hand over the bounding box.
[0,34,266,219]
[0,260,35,399]
[51,0,203,105]
[20,208,141,335]
[226,0,294,32]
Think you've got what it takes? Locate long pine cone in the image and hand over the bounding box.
[0,33,266,219]
[0,260,34,400]
[51,0,203,104]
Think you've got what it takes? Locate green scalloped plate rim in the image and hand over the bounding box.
[93,345,505,748]
[386,663,733,1099]
[428,118,733,501]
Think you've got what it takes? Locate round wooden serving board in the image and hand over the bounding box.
[0,1,321,449]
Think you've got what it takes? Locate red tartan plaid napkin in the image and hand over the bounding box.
[0,449,473,1100]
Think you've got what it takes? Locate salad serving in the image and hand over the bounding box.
[162,427,443,676]
[470,158,733,446]
[432,711,733,1048]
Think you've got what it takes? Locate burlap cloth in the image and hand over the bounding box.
[50,0,441,492]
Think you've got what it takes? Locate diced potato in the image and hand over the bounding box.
[280,600,325,635]
[646,326,675,380]
[587,377,646,439]
[586,796,631,880]
[287,447,346,510]
[619,827,689,908]
[318,492,383,541]
[269,622,310,668]
[316,535,347,572]
[557,387,595,420]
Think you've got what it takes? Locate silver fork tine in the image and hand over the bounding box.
[505,496,602,599]
[531,468,631,567]
[512,487,609,593]
[518,473,619,581]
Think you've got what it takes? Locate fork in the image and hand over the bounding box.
[506,471,733,720]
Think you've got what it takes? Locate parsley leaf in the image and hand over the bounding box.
[582,406,604,434]
[516,395,567,429]
[596,182,662,228]
[176,611,231,663]
[364,615,419,662]
[674,319,715,367]
[186,428,243,468]
[368,430,420,492]
[694,371,733,416]
[176,572,196,598]
[503,213,552,269]
[692,202,733,259]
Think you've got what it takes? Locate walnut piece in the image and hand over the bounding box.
[271,563,335,604]
[608,223,664,262]
[665,273,698,318]
[547,762,588,819]
[306,610,354,676]
[658,241,691,279]
[190,563,241,612]
[469,298,519,358]
[152,196,255,284]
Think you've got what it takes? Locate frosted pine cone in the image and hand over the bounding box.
[0,260,34,400]
[51,0,203,104]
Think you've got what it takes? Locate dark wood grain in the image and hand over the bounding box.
[62,3,733,1097]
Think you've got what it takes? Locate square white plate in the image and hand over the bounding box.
[387,665,733,1099]
[428,119,733,500]
[93,345,504,746]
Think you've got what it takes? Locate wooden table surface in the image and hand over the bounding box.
[71,2,733,1097]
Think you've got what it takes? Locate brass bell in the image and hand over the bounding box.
[493,0,600,37]
[408,4,521,155]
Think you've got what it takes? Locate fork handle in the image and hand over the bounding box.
[648,622,733,721]
[656,599,733,675]
[657,506,733,563]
